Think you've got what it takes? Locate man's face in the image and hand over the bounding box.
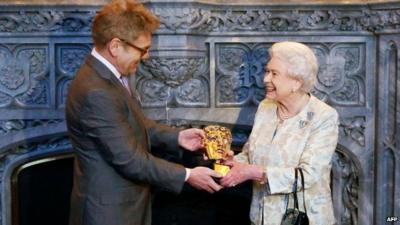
[115,32,151,76]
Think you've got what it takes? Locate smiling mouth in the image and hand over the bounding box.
[266,86,275,92]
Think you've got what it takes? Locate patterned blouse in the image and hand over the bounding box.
[235,95,339,225]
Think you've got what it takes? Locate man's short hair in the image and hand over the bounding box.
[92,0,160,49]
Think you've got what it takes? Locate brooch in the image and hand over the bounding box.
[299,111,314,129]
[299,120,308,129]
[307,112,314,121]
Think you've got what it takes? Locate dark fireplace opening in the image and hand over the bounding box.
[11,154,74,225]
[10,149,252,225]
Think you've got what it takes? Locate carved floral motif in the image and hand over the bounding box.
[339,116,365,146]
[153,7,400,33]
[140,79,169,105]
[59,48,89,76]
[0,10,94,33]
[137,57,208,107]
[16,80,49,106]
[313,44,364,106]
[0,8,397,34]
[0,60,27,90]
[141,58,203,88]
[0,119,63,136]
[176,79,207,104]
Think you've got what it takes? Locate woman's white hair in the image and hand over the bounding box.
[268,41,318,93]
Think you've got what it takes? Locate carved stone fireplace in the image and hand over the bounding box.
[0,0,399,225]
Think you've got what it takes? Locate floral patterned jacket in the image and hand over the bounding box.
[235,95,339,225]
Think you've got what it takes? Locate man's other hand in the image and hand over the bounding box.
[178,128,205,151]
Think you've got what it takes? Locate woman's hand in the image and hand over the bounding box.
[220,161,264,187]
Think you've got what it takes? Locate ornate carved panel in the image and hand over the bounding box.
[312,43,365,106]
[213,42,367,108]
[0,44,49,108]
[55,44,91,108]
[152,7,400,33]
[0,119,63,136]
[136,57,209,107]
[215,44,266,107]
[0,10,95,34]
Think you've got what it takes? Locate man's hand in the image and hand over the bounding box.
[186,167,223,193]
[178,128,205,151]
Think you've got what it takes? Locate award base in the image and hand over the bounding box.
[214,163,230,176]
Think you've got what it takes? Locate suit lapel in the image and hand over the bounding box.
[85,54,151,149]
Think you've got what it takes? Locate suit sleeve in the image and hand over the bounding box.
[142,115,183,159]
[267,110,339,194]
[80,90,186,193]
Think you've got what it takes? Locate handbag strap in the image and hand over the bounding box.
[284,168,299,210]
[292,168,299,209]
[297,168,307,214]
[285,168,307,213]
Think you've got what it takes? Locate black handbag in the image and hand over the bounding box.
[280,168,309,225]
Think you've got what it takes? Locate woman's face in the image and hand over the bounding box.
[263,57,300,101]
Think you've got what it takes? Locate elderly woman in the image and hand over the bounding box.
[220,41,339,225]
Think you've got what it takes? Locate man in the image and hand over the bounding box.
[65,1,222,225]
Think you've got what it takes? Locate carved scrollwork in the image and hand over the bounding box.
[0,7,398,34]
[0,11,63,32]
[141,57,204,88]
[0,119,63,136]
[0,10,94,33]
[15,80,49,106]
[359,9,400,32]
[176,78,207,106]
[139,79,169,106]
[152,7,400,33]
[339,116,365,147]
[137,76,209,107]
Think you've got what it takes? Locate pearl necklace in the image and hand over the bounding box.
[277,94,309,122]
[277,109,291,121]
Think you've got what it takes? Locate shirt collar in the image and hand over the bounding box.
[91,48,123,80]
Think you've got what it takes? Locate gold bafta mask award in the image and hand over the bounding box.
[202,125,232,176]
